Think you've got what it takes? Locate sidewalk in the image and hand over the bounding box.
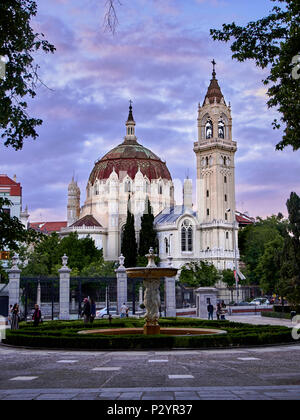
[226,314,295,328]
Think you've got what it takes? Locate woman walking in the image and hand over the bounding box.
[11,304,20,330]
[32,304,42,326]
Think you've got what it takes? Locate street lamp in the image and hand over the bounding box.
[226,209,239,302]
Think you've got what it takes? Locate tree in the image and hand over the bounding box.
[0,0,55,150]
[0,197,39,252]
[255,235,284,294]
[238,215,287,285]
[277,192,300,305]
[179,261,220,288]
[121,197,137,267]
[21,232,103,276]
[81,249,116,277]
[221,269,236,301]
[103,0,122,34]
[210,0,300,151]
[138,197,157,258]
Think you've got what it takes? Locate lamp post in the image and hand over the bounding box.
[226,209,239,302]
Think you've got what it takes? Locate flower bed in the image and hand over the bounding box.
[3,318,297,350]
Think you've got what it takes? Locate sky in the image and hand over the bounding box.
[1,0,299,222]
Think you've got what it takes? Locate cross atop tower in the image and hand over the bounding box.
[211,59,216,79]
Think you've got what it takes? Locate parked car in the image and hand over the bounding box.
[249,298,270,305]
[233,301,251,306]
[96,307,117,318]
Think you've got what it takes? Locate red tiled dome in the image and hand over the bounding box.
[89,139,172,184]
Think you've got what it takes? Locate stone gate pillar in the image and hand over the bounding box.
[164,277,176,317]
[195,287,218,319]
[116,254,127,315]
[59,254,71,320]
[8,255,21,310]
[164,257,176,317]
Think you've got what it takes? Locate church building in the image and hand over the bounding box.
[60,64,240,273]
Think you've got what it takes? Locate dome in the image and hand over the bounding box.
[88,104,172,185]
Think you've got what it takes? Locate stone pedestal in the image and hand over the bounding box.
[59,255,71,321]
[195,287,218,319]
[8,255,21,310]
[144,325,160,335]
[116,255,127,315]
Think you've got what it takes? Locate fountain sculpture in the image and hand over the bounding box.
[126,248,177,335]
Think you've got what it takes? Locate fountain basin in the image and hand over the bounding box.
[78,327,227,336]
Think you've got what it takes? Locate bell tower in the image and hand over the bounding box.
[194,60,238,268]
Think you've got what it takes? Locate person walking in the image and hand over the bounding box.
[11,304,20,330]
[120,303,127,319]
[207,302,214,320]
[81,298,91,325]
[90,298,96,324]
[216,303,222,320]
[220,300,227,320]
[32,304,42,326]
[7,305,13,327]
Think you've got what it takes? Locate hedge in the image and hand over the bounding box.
[3,317,298,350]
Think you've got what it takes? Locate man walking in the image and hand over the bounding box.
[207,302,214,320]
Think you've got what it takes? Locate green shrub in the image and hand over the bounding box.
[3,317,297,350]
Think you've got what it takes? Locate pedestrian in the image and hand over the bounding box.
[216,303,221,320]
[120,302,127,319]
[81,298,91,325]
[207,302,214,320]
[220,300,227,320]
[126,306,129,318]
[11,303,20,330]
[90,298,96,324]
[32,304,42,326]
[8,305,13,327]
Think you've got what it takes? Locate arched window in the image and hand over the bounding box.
[164,238,169,255]
[218,120,225,139]
[158,183,163,195]
[125,180,131,192]
[181,220,193,252]
[205,119,213,139]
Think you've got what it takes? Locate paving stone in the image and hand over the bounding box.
[118,392,142,400]
[36,393,78,400]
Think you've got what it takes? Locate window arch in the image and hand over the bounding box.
[218,120,225,139]
[181,220,193,252]
[205,119,213,139]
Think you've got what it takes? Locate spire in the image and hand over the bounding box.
[127,100,134,122]
[124,100,137,143]
[203,59,225,106]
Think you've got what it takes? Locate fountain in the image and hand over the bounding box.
[78,249,227,340]
[126,248,177,335]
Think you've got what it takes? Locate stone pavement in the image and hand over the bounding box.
[0,385,300,400]
[226,314,295,327]
[1,343,300,400]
